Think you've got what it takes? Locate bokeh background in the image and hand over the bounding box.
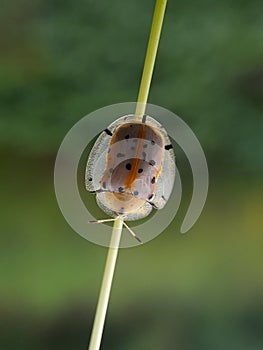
[1,0,263,349]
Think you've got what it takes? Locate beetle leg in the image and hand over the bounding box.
[88,218,116,224]
[122,221,142,244]
[89,217,142,244]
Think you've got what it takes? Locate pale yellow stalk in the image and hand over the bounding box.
[135,0,167,119]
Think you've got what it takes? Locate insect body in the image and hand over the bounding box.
[86,114,175,222]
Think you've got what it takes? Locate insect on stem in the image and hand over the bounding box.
[88,1,168,349]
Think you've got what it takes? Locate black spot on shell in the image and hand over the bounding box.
[149,202,158,209]
[125,135,130,139]
[102,182,106,189]
[165,144,173,150]
[134,190,139,196]
[151,177,156,184]
[126,163,132,170]
[151,140,155,145]
[138,168,143,173]
[142,114,147,123]
[117,153,125,158]
[104,128,112,136]
[149,160,156,166]
[118,187,124,193]
[88,177,92,181]
[148,194,154,200]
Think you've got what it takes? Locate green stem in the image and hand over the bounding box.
[135,0,167,119]
[88,218,123,350]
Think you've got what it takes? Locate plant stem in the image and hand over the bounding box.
[135,0,167,119]
[88,218,123,350]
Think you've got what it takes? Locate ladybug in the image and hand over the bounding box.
[86,114,175,224]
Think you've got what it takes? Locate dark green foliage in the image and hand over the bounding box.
[0,0,262,173]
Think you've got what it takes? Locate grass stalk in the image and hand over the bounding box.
[88,218,123,350]
[135,0,167,119]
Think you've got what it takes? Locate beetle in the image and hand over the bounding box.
[85,114,175,241]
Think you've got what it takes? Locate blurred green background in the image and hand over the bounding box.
[1,0,263,349]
